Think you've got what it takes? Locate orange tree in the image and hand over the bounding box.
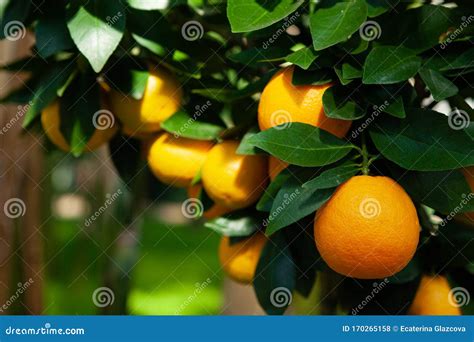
[1,0,473,315]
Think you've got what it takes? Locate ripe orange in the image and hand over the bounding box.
[41,101,118,152]
[187,185,231,219]
[107,68,182,135]
[219,233,267,284]
[201,140,268,209]
[314,175,420,279]
[408,275,461,315]
[147,133,213,188]
[258,66,351,138]
[268,156,288,181]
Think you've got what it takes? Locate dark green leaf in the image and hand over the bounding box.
[257,168,292,212]
[228,47,289,65]
[366,0,397,17]
[286,47,318,70]
[323,86,367,120]
[370,109,474,171]
[227,0,304,33]
[236,130,260,155]
[291,67,333,86]
[247,123,356,167]
[342,62,362,79]
[67,0,126,72]
[36,7,75,58]
[254,232,295,315]
[161,111,224,141]
[302,163,359,190]
[419,68,458,102]
[310,0,368,50]
[363,46,422,84]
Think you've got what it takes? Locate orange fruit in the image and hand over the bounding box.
[201,140,268,209]
[314,175,420,279]
[187,185,232,219]
[219,233,267,284]
[268,156,288,181]
[258,66,351,138]
[408,275,462,315]
[108,68,182,135]
[41,101,118,152]
[147,133,213,188]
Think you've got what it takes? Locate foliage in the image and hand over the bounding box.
[1,0,473,315]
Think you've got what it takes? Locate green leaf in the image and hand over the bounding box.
[286,47,318,70]
[228,47,289,66]
[253,232,295,315]
[23,62,75,127]
[36,7,75,58]
[342,62,362,79]
[370,109,474,171]
[247,123,356,167]
[236,130,260,155]
[106,67,149,100]
[322,86,367,120]
[126,0,185,10]
[310,0,368,51]
[363,46,422,84]
[384,96,406,118]
[161,111,224,141]
[419,68,458,102]
[302,163,359,190]
[424,48,474,72]
[205,213,259,237]
[291,67,333,86]
[394,170,474,214]
[257,168,292,212]
[59,73,101,156]
[227,0,304,33]
[266,180,335,235]
[67,0,126,72]
[366,0,397,17]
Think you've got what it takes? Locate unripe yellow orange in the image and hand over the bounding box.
[314,175,420,279]
[201,141,268,209]
[408,275,462,315]
[41,101,118,152]
[108,68,182,135]
[147,133,213,188]
[219,233,267,284]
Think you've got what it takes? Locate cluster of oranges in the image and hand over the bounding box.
[41,66,471,315]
